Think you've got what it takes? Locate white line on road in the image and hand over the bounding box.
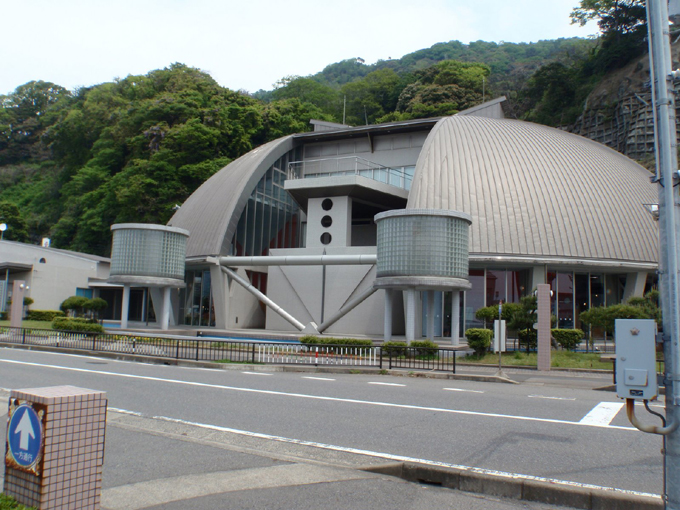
[141,411,660,501]
[0,358,636,431]
[579,402,625,426]
[242,372,272,376]
[368,382,405,387]
[443,388,484,394]
[528,395,577,401]
[302,377,336,381]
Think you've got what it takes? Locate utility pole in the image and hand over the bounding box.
[648,1,680,507]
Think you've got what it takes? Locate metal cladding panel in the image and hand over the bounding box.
[167,136,294,258]
[407,116,659,264]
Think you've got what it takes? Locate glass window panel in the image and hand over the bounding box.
[486,269,505,306]
[574,273,589,332]
[466,269,485,330]
[200,270,211,327]
[547,271,557,317]
[557,272,574,329]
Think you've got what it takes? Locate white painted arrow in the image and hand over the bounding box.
[15,409,35,450]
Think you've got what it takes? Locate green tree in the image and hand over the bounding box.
[0,201,29,242]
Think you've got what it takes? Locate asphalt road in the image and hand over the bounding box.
[0,347,664,500]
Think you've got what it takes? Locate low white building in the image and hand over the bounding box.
[0,240,110,314]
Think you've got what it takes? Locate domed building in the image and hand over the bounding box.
[166,98,658,340]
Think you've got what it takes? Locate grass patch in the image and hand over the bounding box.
[0,320,54,330]
[462,351,613,370]
[0,493,35,509]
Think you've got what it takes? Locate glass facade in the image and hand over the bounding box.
[180,269,215,327]
[231,150,302,257]
[183,150,302,326]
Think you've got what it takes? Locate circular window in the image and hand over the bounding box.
[321,198,333,211]
[321,215,332,228]
[320,232,332,245]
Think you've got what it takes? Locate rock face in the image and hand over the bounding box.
[567,41,680,162]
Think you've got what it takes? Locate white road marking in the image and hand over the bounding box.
[579,402,625,426]
[368,382,405,387]
[136,410,659,501]
[528,395,577,401]
[444,388,484,394]
[242,372,272,376]
[303,376,335,381]
[0,358,636,430]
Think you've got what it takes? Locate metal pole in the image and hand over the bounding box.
[647,1,680,507]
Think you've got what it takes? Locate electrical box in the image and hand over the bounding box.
[615,319,658,400]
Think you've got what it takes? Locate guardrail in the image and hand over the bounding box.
[0,327,456,373]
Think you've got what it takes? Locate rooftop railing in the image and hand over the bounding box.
[287,157,413,190]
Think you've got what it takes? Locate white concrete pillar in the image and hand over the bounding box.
[121,284,130,329]
[405,289,416,344]
[384,289,393,341]
[161,287,171,330]
[426,290,435,341]
[10,280,25,329]
[623,272,648,302]
[531,265,546,291]
[537,284,551,371]
[451,290,461,346]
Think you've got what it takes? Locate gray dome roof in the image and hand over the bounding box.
[407,116,659,266]
[168,136,294,258]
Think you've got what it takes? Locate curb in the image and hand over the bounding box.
[363,462,661,510]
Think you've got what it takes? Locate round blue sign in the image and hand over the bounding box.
[7,404,43,468]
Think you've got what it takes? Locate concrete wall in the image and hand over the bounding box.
[0,241,109,312]
[302,132,426,173]
[306,196,352,248]
[265,246,405,336]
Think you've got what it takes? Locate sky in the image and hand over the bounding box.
[1,0,597,96]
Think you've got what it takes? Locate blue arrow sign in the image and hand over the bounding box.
[7,404,43,468]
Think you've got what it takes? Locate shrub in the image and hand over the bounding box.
[382,341,408,356]
[0,311,7,320]
[410,340,439,358]
[465,328,493,356]
[60,296,89,317]
[26,310,65,321]
[85,298,108,320]
[52,317,105,333]
[475,303,523,324]
[299,335,373,347]
[552,329,584,351]
[300,335,373,353]
[518,328,538,352]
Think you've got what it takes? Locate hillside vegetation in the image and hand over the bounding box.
[0,1,649,256]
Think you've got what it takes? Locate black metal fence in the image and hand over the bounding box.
[0,327,456,373]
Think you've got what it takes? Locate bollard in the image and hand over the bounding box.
[4,385,108,509]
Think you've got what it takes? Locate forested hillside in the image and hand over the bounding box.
[0,1,650,256]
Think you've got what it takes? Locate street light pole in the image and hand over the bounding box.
[647,1,680,507]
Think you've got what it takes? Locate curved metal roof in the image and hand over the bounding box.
[407,116,659,265]
[168,136,294,258]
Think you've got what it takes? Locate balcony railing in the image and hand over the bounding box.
[287,157,413,190]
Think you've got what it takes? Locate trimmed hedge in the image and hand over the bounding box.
[410,340,439,358]
[27,310,65,321]
[465,328,493,356]
[552,329,584,351]
[382,341,408,356]
[300,335,373,347]
[52,317,105,333]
